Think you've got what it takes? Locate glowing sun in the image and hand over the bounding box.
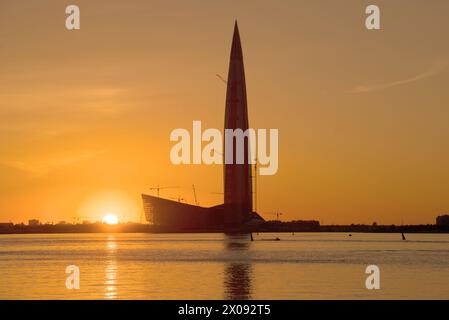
[102,214,119,225]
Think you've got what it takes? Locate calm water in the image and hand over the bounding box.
[1,232,449,299]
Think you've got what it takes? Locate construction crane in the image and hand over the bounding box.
[192,184,199,206]
[216,74,227,84]
[252,157,258,212]
[265,212,283,221]
[148,185,179,197]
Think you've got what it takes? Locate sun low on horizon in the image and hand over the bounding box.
[74,190,141,224]
[102,213,119,225]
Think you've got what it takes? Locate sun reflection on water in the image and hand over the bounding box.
[104,235,118,299]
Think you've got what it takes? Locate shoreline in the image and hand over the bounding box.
[1,223,448,235]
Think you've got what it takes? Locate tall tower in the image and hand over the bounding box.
[224,21,253,225]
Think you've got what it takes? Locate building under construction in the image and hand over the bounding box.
[142,22,264,230]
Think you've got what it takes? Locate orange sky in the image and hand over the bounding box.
[1,1,449,224]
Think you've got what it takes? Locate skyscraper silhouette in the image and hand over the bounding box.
[142,22,261,230]
[224,21,253,225]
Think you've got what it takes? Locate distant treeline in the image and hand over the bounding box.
[254,221,448,233]
[255,220,321,232]
[1,220,448,234]
[0,223,150,234]
[320,224,448,233]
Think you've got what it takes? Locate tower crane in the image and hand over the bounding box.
[265,212,283,221]
[192,184,199,206]
[148,185,179,197]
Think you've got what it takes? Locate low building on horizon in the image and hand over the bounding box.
[436,214,449,227]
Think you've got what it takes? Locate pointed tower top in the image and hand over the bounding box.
[230,21,243,60]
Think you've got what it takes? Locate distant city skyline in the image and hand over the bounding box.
[1,1,449,225]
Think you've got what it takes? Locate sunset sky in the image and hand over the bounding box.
[1,0,449,224]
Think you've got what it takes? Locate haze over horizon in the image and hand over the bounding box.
[1,0,449,225]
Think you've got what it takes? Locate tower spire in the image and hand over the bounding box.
[230,20,243,60]
[224,21,252,225]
